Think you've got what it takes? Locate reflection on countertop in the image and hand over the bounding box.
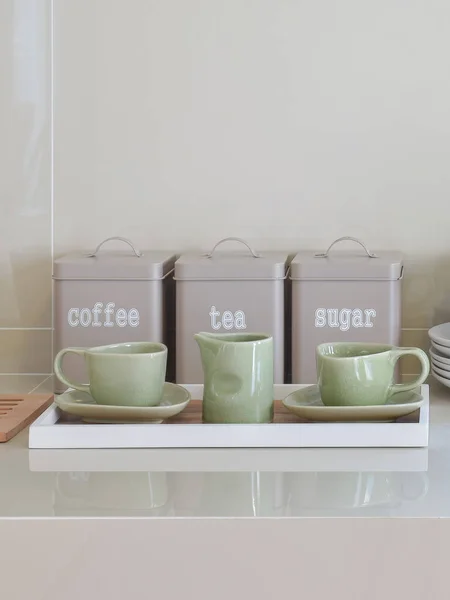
[50,469,429,518]
[1,437,442,518]
[30,443,429,517]
[0,377,450,518]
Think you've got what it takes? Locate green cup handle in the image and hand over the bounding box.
[54,348,90,393]
[389,347,430,394]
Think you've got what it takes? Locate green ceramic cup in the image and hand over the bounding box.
[194,332,274,423]
[54,342,167,407]
[316,342,430,407]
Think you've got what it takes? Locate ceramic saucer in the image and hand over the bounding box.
[431,359,450,376]
[430,352,450,372]
[429,323,450,348]
[432,363,450,379]
[429,346,450,367]
[431,340,450,358]
[55,382,191,423]
[282,385,424,422]
[432,368,450,389]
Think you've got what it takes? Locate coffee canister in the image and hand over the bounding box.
[53,237,176,392]
[174,237,289,384]
[290,237,403,383]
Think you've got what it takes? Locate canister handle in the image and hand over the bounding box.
[85,237,142,258]
[205,237,260,258]
[314,236,378,259]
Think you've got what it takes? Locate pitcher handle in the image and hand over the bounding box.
[85,236,142,258]
[314,236,378,258]
[205,237,260,258]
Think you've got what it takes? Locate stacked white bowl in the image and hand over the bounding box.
[428,323,450,388]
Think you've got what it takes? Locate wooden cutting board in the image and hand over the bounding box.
[0,394,54,442]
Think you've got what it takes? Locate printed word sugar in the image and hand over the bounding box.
[315,308,376,331]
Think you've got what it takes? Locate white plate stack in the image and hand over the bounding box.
[428,323,450,389]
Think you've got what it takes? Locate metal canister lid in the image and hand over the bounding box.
[290,237,403,281]
[53,237,176,281]
[174,237,288,281]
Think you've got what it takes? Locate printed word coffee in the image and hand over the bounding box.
[68,302,140,328]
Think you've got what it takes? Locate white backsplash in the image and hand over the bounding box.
[2,0,450,375]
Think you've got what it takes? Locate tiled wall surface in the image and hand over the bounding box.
[3,0,450,381]
[0,0,52,390]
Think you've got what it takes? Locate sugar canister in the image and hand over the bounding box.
[290,237,403,383]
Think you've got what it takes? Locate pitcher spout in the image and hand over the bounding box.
[194,331,220,351]
[194,332,222,376]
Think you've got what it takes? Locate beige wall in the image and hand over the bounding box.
[2,0,448,379]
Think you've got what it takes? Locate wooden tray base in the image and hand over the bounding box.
[166,400,420,424]
[167,400,306,424]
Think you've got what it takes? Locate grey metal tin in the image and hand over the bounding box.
[174,238,289,384]
[174,237,288,281]
[53,237,176,392]
[290,237,404,384]
[53,237,173,281]
[290,237,403,281]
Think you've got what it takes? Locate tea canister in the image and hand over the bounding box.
[290,237,403,383]
[53,237,176,392]
[174,237,289,383]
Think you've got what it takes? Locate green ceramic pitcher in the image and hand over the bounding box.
[194,332,274,424]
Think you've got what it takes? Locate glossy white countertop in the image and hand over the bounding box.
[2,376,450,518]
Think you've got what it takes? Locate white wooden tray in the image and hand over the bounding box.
[28,384,429,449]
